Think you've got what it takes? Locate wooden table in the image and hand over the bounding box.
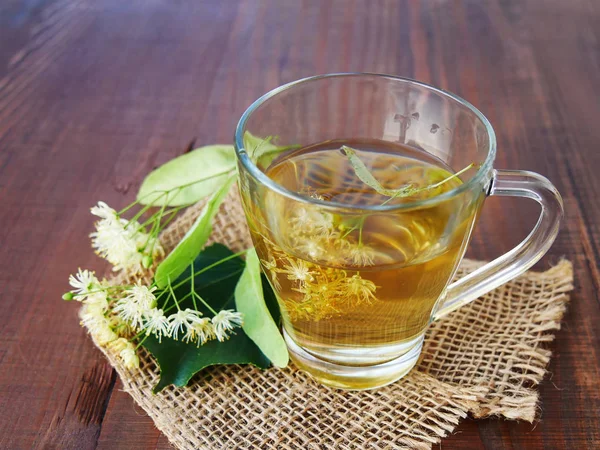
[1,0,598,448]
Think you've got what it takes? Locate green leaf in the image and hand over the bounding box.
[235,248,288,368]
[342,145,475,204]
[137,145,236,206]
[243,131,300,167]
[341,146,415,197]
[154,175,236,288]
[143,244,271,393]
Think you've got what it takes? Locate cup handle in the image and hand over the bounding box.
[433,169,564,321]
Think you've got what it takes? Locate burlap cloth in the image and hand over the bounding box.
[94,189,573,450]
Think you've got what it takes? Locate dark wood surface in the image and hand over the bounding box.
[0,0,598,448]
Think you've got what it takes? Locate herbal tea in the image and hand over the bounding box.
[246,139,479,367]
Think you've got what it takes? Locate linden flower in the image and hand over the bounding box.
[296,238,326,260]
[143,308,170,342]
[168,308,204,340]
[261,253,282,291]
[262,254,278,273]
[182,317,216,347]
[113,283,157,330]
[79,304,118,345]
[124,284,157,310]
[281,258,314,282]
[89,201,164,273]
[69,268,99,298]
[90,201,116,220]
[349,245,376,267]
[83,291,109,312]
[290,207,334,232]
[211,310,244,342]
[78,303,103,329]
[119,345,140,370]
[290,207,309,226]
[110,338,139,370]
[190,318,216,346]
[344,274,377,304]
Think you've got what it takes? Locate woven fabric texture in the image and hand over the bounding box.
[94,189,573,449]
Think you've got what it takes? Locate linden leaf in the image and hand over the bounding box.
[243,131,300,167]
[137,145,236,206]
[341,145,474,203]
[235,248,288,368]
[341,146,412,197]
[142,244,271,393]
[154,175,235,288]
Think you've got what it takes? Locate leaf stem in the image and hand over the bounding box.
[190,264,198,311]
[157,206,186,232]
[169,249,250,291]
[193,292,218,315]
[135,334,149,350]
[168,277,181,311]
[427,163,475,190]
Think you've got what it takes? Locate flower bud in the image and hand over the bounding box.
[142,255,153,269]
[62,292,75,301]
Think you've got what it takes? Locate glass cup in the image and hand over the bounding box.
[234,74,563,390]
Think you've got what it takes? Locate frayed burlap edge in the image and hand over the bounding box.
[90,188,573,449]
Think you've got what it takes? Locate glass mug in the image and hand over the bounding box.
[234,74,563,390]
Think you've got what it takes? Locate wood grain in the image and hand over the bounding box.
[0,0,598,448]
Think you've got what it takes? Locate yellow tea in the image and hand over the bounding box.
[245,139,479,370]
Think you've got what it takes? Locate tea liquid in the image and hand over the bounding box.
[251,140,476,364]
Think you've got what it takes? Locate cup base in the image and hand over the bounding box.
[284,329,424,390]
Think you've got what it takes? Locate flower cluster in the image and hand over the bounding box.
[65,267,245,368]
[288,205,375,267]
[90,202,163,273]
[260,243,376,322]
[111,284,243,346]
[254,198,380,322]
[67,268,124,354]
[64,197,248,370]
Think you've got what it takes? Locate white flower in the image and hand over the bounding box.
[124,284,157,310]
[113,283,157,330]
[344,274,377,304]
[90,218,141,271]
[296,238,325,260]
[89,201,164,273]
[168,308,204,340]
[290,207,311,227]
[79,305,118,345]
[91,201,117,220]
[69,268,99,298]
[83,290,109,312]
[95,323,119,345]
[262,254,278,273]
[113,298,145,330]
[349,245,376,266]
[143,308,169,342]
[119,345,140,370]
[79,303,103,330]
[110,338,139,370]
[261,254,282,291]
[282,259,313,282]
[211,309,244,342]
[189,318,215,346]
[291,207,334,232]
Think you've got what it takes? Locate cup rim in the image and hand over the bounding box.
[234,73,497,212]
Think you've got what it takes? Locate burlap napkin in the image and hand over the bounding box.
[94,189,573,450]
